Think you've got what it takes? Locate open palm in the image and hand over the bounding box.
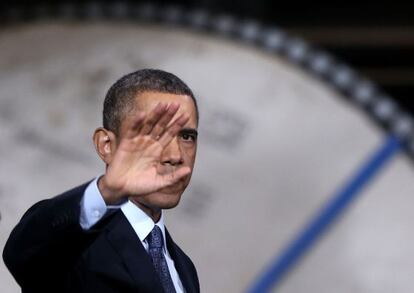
[100,103,190,203]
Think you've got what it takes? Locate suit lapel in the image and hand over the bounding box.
[166,229,198,293]
[105,212,164,293]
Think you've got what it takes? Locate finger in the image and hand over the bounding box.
[122,111,146,139]
[161,166,191,186]
[139,103,168,135]
[150,103,180,139]
[158,113,190,148]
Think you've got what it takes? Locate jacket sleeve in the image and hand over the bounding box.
[2,182,97,288]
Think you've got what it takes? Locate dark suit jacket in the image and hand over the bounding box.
[3,182,200,293]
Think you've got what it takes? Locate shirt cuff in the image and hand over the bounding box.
[79,176,108,230]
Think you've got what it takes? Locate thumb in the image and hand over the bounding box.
[162,167,192,186]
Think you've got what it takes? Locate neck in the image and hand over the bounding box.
[130,199,162,223]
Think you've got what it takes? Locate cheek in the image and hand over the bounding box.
[181,144,197,164]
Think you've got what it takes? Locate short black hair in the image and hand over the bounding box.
[103,69,198,135]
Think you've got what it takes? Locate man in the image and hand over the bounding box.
[3,69,200,293]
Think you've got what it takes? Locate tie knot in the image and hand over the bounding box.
[147,225,164,249]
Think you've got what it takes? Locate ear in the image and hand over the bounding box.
[93,127,117,164]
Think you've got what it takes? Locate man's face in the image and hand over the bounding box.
[125,91,198,211]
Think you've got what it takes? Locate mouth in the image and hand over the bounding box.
[159,181,185,194]
[161,186,182,193]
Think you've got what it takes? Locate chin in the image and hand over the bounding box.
[139,191,183,210]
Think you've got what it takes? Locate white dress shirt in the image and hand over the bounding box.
[79,177,185,293]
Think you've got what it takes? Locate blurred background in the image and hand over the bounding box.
[1,1,414,292]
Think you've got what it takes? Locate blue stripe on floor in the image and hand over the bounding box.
[247,135,402,293]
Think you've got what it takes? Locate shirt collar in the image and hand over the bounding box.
[121,200,167,249]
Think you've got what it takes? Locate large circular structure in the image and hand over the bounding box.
[1,4,414,293]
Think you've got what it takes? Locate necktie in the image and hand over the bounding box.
[146,226,177,293]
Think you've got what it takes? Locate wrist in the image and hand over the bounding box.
[98,175,122,205]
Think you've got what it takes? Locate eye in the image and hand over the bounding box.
[179,129,198,143]
[181,133,196,142]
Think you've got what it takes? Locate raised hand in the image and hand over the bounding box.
[97,102,191,205]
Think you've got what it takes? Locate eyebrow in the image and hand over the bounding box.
[179,128,198,137]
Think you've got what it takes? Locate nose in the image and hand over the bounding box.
[161,137,183,166]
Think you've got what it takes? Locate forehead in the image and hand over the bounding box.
[134,91,198,127]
